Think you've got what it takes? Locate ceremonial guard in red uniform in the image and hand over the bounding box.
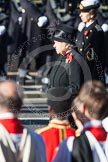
[36,87,77,162]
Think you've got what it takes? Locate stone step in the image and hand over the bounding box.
[8,72,48,130]
[22,103,48,109]
[19,118,49,130]
[24,98,47,104]
[24,91,46,98]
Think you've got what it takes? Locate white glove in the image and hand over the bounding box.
[18,16,22,25]
[18,68,27,77]
[78,22,85,32]
[41,77,49,84]
[37,16,48,27]
[0,25,6,35]
[101,23,108,32]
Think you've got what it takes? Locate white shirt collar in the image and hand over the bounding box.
[86,20,95,27]
[84,120,102,129]
[0,112,16,119]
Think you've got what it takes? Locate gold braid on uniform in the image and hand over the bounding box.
[85,48,95,61]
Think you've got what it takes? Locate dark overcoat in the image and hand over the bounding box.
[49,48,84,94]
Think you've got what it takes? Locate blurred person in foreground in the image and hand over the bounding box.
[0,80,46,162]
[36,87,78,162]
[53,80,108,162]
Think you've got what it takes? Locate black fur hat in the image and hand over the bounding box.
[53,24,76,44]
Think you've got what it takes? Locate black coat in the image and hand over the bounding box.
[45,0,78,25]
[76,21,105,83]
[72,133,93,162]
[0,0,10,75]
[19,0,52,70]
[49,49,84,95]
[8,1,22,54]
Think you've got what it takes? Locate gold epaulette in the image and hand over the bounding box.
[36,125,51,134]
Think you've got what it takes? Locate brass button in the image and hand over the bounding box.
[82,42,84,45]
[86,36,88,39]
[90,30,92,32]
[80,48,83,51]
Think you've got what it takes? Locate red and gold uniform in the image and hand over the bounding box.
[36,118,76,162]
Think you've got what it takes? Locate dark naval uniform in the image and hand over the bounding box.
[76,21,105,83]
[49,49,84,94]
[18,0,51,77]
[0,0,10,79]
[18,0,42,67]
[7,0,22,55]
[45,0,78,25]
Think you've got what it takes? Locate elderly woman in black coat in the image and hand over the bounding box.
[49,24,87,95]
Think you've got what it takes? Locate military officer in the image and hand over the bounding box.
[7,0,22,55]
[45,0,78,25]
[0,0,11,80]
[18,0,47,84]
[76,0,105,83]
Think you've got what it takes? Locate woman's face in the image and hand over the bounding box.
[53,40,68,56]
[80,11,93,23]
